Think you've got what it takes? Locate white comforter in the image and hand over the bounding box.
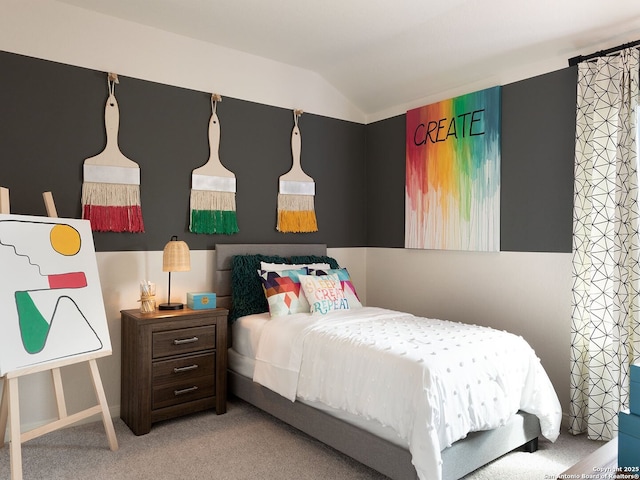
[253,307,561,480]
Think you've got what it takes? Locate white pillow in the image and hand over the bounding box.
[260,261,330,272]
[299,273,351,315]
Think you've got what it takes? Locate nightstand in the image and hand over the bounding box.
[120,307,228,435]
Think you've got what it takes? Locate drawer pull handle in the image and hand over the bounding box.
[173,336,198,345]
[173,364,199,373]
[174,386,198,396]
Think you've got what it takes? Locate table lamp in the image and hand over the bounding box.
[159,235,191,310]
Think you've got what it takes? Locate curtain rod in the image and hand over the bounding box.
[568,39,640,66]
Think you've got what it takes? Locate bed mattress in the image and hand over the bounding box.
[229,307,561,480]
[229,314,405,447]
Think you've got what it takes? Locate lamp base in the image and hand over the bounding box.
[158,302,184,310]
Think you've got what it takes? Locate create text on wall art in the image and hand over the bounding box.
[405,86,501,251]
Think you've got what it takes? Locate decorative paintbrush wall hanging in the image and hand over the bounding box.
[81,73,144,232]
[277,110,318,233]
[189,94,239,234]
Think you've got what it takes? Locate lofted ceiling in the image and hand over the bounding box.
[58,0,640,118]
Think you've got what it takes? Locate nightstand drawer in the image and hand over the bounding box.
[153,325,215,358]
[153,352,215,385]
[152,375,215,410]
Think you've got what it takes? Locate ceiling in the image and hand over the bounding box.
[58,0,640,118]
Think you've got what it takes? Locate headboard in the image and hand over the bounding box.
[214,243,327,311]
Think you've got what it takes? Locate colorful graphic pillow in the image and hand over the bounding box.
[299,273,351,315]
[310,268,362,308]
[258,268,310,316]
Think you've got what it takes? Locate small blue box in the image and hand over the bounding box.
[618,411,640,468]
[631,363,640,415]
[187,292,216,310]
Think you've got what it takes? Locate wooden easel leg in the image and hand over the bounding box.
[50,368,68,419]
[0,378,8,448]
[88,359,118,451]
[7,378,23,480]
[0,187,10,214]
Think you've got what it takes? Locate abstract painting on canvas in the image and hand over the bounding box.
[405,86,501,251]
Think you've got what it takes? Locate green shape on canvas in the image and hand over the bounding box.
[15,291,51,354]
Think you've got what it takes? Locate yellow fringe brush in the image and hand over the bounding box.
[277,110,318,233]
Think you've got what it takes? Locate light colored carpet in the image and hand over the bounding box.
[1,398,603,480]
[462,429,603,479]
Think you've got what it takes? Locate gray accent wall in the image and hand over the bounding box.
[365,115,406,248]
[366,68,576,252]
[0,51,366,251]
[500,68,576,252]
[1,50,575,253]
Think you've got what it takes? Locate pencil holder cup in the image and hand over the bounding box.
[140,282,156,313]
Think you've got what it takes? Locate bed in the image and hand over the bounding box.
[214,243,561,480]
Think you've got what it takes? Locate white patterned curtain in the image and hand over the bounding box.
[570,47,640,440]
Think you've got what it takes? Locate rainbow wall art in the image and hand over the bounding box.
[405,86,501,251]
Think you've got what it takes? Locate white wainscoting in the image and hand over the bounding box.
[2,247,571,438]
[365,247,573,421]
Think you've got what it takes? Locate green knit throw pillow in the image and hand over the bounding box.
[230,254,288,322]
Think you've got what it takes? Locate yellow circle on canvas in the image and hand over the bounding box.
[50,224,81,256]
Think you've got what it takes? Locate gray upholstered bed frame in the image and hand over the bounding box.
[215,243,541,480]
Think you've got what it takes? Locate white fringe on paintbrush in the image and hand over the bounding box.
[82,182,141,206]
[190,189,236,211]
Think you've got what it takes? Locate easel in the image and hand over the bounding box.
[0,187,118,480]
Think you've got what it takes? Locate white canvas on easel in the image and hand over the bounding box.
[0,190,117,480]
[0,214,111,376]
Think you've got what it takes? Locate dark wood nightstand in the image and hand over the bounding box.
[120,307,228,435]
